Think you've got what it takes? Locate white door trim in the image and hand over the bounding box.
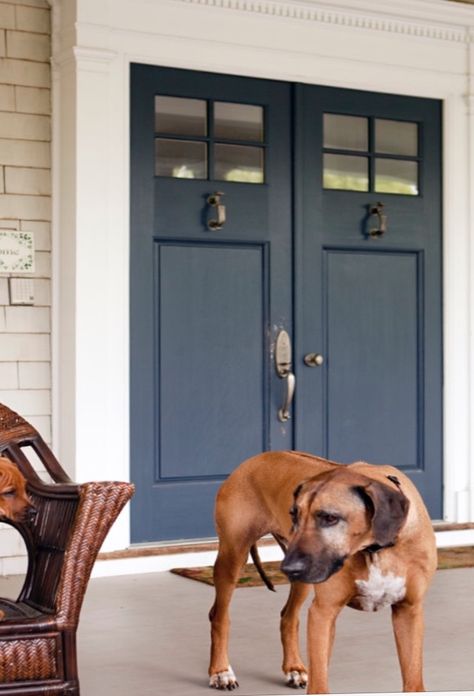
[49,0,474,551]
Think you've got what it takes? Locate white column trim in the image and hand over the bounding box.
[467,30,474,522]
[443,93,471,522]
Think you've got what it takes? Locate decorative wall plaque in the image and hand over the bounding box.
[0,231,35,273]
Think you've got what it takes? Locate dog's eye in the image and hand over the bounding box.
[318,512,340,528]
[2,489,16,498]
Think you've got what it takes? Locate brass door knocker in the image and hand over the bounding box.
[207,192,226,231]
[368,202,387,238]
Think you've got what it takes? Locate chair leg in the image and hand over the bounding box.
[62,631,79,684]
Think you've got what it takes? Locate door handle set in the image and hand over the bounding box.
[278,371,296,423]
[275,333,326,422]
[275,330,296,422]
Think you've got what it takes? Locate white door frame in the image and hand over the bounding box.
[49,0,474,550]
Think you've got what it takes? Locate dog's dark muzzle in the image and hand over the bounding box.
[281,549,347,584]
[24,505,37,523]
[280,554,308,582]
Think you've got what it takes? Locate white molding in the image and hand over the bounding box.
[468,33,474,522]
[74,46,118,68]
[176,0,471,42]
[442,94,471,523]
[49,12,61,460]
[49,0,474,553]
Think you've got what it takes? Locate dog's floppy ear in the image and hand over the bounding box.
[355,480,410,548]
[292,481,305,501]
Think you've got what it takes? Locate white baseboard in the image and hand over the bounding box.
[91,529,474,578]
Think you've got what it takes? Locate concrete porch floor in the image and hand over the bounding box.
[2,567,473,695]
[79,567,471,695]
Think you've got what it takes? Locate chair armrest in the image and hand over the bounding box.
[8,484,82,612]
[55,481,134,628]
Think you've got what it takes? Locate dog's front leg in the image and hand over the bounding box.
[280,581,311,688]
[306,599,341,694]
[391,601,426,692]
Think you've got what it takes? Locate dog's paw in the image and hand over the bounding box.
[285,670,308,689]
[209,666,239,690]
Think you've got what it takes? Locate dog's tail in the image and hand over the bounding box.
[250,534,288,592]
[250,544,276,592]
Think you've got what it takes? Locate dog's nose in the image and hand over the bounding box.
[26,506,37,523]
[280,556,307,581]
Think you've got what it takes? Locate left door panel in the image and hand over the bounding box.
[130,65,292,542]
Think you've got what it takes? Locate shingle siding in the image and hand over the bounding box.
[0,0,51,563]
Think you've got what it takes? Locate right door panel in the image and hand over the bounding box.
[295,85,443,517]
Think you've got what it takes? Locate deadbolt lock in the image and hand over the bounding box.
[304,353,324,367]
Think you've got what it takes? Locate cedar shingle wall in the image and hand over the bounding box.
[0,0,51,575]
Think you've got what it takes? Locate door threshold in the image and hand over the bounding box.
[93,538,279,579]
[98,534,278,561]
[93,525,474,579]
[99,538,220,561]
[432,521,474,532]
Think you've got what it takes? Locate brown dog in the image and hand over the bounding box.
[0,456,35,524]
[0,456,36,620]
[208,451,437,693]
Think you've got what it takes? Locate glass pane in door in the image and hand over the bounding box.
[375,158,418,195]
[323,114,368,151]
[155,96,207,137]
[215,144,264,183]
[155,139,207,179]
[214,102,264,141]
[375,119,418,157]
[323,153,369,191]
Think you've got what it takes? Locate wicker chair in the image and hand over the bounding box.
[0,403,134,694]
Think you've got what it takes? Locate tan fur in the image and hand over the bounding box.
[0,456,36,620]
[0,456,34,523]
[208,451,437,693]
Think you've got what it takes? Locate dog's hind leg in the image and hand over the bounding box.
[208,540,249,690]
[280,581,311,689]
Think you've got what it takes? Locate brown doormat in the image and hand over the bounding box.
[170,546,474,588]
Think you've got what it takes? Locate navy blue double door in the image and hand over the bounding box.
[130,65,442,543]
